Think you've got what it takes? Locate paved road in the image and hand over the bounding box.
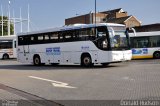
[0,59,160,105]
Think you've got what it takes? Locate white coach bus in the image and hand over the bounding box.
[17,23,132,66]
[130,31,160,59]
[0,35,17,59]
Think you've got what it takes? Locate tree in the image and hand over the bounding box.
[0,16,14,36]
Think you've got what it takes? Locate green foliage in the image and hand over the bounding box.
[0,16,14,36]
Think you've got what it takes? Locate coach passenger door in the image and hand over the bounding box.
[23,36,30,55]
[13,39,17,58]
[17,36,29,62]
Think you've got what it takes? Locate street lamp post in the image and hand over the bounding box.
[95,0,96,25]
[28,4,30,32]
[1,5,4,36]
[94,0,97,37]
[8,0,11,36]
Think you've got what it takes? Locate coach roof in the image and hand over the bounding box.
[17,23,125,36]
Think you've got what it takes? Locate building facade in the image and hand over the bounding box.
[65,13,107,25]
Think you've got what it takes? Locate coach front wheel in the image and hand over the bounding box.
[81,55,93,67]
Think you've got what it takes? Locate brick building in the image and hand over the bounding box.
[65,12,107,25]
[65,8,141,28]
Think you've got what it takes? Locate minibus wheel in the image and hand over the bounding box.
[153,51,160,59]
[33,55,41,66]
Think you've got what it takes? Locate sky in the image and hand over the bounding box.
[0,0,160,33]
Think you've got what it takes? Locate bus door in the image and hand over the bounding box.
[13,39,17,58]
[17,36,30,61]
[23,36,30,57]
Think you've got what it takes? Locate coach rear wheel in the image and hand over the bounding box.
[33,56,41,66]
[3,54,9,60]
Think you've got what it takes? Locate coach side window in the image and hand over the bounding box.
[72,30,79,41]
[89,28,96,40]
[63,31,72,42]
[96,26,109,50]
[97,26,107,37]
[43,34,50,43]
[79,28,90,41]
[50,32,58,43]
[44,34,50,40]
[38,35,44,41]
[30,36,36,44]
[58,32,64,42]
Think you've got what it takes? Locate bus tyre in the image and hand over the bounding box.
[33,56,41,66]
[153,52,160,59]
[3,54,9,60]
[81,55,93,67]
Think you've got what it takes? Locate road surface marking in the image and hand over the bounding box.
[29,76,76,89]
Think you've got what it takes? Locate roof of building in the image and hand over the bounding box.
[101,8,123,14]
[132,23,160,32]
[106,16,131,24]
